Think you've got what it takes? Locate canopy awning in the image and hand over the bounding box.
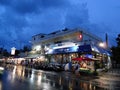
[78,45,92,52]
[46,44,111,56]
[72,57,100,62]
[25,54,41,59]
[72,57,83,61]
[91,45,111,56]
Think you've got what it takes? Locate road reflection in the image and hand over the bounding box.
[1,65,119,90]
[0,81,2,90]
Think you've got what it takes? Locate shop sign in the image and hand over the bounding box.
[53,46,78,54]
[78,45,92,52]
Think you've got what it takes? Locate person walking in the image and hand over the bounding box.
[75,62,80,76]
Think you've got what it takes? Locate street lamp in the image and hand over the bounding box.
[99,42,106,48]
[11,47,16,55]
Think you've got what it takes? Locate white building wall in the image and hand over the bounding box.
[31,28,103,54]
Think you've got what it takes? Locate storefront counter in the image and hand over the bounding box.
[79,68,93,75]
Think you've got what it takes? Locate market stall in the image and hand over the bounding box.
[72,57,99,75]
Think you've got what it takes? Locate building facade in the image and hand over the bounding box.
[29,28,111,68]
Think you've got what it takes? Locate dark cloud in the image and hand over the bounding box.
[12,1,39,14]
[1,13,27,28]
[0,0,10,5]
[0,8,27,38]
[0,0,39,14]
[0,0,69,14]
[0,0,119,51]
[64,3,89,28]
[40,0,69,8]
[0,0,71,50]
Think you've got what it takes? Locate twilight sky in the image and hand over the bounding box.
[0,0,120,51]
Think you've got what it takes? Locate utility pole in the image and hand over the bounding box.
[0,40,5,58]
[105,33,108,49]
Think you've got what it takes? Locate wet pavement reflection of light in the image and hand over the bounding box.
[0,65,120,90]
[0,81,2,90]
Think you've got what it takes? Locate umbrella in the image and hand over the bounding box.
[82,57,93,61]
[72,57,95,61]
[72,57,83,61]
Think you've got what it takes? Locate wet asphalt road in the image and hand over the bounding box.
[0,65,120,90]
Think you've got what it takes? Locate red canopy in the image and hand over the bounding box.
[72,57,94,61]
[72,57,83,61]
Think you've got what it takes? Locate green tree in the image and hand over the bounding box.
[14,49,20,56]
[14,45,31,57]
[116,34,120,47]
[22,45,31,52]
[111,34,120,67]
[0,47,10,58]
[3,49,10,57]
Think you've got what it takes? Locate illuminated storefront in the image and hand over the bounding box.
[30,28,111,69]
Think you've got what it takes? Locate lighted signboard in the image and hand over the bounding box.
[77,33,83,41]
[46,45,92,54]
[11,47,16,55]
[79,34,82,39]
[50,46,79,54]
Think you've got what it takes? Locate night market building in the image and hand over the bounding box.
[29,28,111,71]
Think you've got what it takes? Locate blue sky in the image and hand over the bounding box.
[0,0,120,51]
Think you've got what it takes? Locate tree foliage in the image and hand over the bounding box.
[22,45,31,52]
[116,34,120,47]
[0,47,10,58]
[111,34,120,64]
[14,45,31,56]
[0,44,31,58]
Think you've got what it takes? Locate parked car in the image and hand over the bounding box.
[47,63,64,72]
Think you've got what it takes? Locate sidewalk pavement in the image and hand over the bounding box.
[97,69,120,81]
[106,69,120,76]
